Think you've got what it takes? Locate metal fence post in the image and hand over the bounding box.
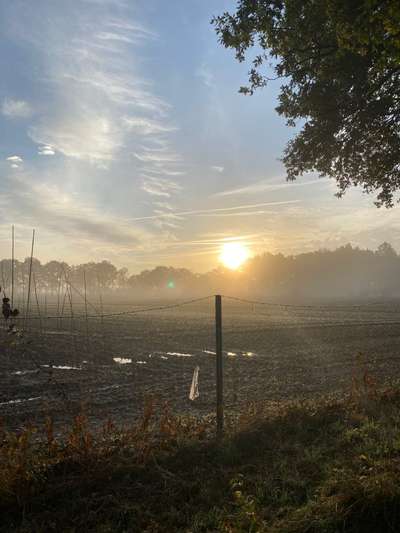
[215,294,223,438]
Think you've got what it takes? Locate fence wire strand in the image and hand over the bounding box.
[2,292,400,434]
[12,295,214,321]
[222,294,400,312]
[1,294,216,432]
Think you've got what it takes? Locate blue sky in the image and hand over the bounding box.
[0,0,399,272]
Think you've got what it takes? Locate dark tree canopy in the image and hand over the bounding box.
[212,1,400,207]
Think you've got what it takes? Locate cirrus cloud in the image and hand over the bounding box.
[1,98,33,119]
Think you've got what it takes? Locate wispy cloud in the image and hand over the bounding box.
[95,21,157,45]
[196,63,215,89]
[134,138,185,221]
[96,31,135,44]
[29,114,124,163]
[0,173,151,249]
[6,155,23,163]
[141,177,182,198]
[211,165,224,173]
[38,145,55,156]
[1,98,33,119]
[197,210,272,217]
[6,155,23,169]
[123,117,176,135]
[2,0,185,251]
[153,201,174,210]
[215,177,329,197]
[11,2,178,167]
[107,20,157,40]
[134,150,182,165]
[129,200,300,222]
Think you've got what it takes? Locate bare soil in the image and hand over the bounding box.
[1,299,400,432]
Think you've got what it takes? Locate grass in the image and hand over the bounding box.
[2,387,400,532]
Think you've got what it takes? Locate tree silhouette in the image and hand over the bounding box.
[213,1,400,206]
[1,242,400,300]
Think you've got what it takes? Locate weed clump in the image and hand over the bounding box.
[2,390,400,532]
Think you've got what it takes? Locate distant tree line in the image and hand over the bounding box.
[0,259,126,295]
[1,242,399,301]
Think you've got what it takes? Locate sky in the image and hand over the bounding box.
[0,0,399,273]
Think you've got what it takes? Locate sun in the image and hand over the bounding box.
[219,242,250,270]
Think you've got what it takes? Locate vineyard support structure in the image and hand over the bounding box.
[215,294,223,438]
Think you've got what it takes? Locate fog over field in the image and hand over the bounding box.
[1,242,400,303]
[2,242,400,432]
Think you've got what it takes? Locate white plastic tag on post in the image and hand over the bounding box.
[189,365,200,401]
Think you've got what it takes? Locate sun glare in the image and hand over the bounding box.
[219,242,250,270]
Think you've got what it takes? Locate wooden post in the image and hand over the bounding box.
[11,225,14,308]
[24,229,35,329]
[33,274,43,333]
[83,270,89,350]
[56,270,62,330]
[215,294,224,438]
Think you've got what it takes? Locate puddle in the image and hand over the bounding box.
[167,352,193,357]
[45,331,79,337]
[0,396,41,407]
[150,352,170,360]
[113,358,132,365]
[97,384,121,392]
[12,369,39,376]
[42,365,82,370]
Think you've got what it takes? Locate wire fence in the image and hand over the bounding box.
[2,291,400,434]
[0,294,217,432]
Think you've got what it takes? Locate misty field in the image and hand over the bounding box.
[1,297,400,432]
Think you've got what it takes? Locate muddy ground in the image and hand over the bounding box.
[1,298,400,433]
